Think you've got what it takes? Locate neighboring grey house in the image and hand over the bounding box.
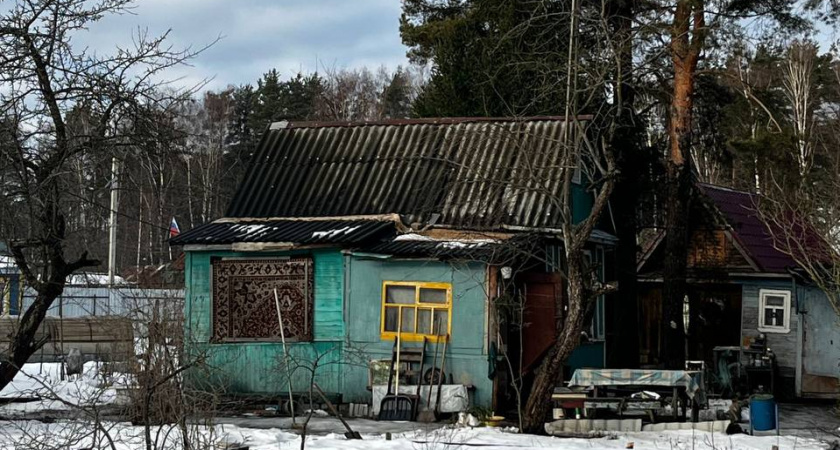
[638,183,839,399]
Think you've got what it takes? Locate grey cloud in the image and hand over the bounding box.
[76,0,409,91]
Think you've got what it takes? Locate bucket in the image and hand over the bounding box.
[750,394,776,431]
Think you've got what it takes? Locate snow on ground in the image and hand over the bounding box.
[0,421,831,450]
[0,363,833,448]
[0,362,125,415]
[214,424,833,450]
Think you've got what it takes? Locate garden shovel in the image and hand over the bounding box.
[377,310,415,420]
[417,323,441,422]
[433,333,449,419]
[312,382,361,439]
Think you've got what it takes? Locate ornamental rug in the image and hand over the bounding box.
[211,257,313,342]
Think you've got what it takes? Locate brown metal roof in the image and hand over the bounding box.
[227,117,584,230]
[698,184,797,273]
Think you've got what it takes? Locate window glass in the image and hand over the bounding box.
[419,288,447,304]
[765,296,785,307]
[401,308,416,333]
[434,310,449,335]
[417,308,432,335]
[772,309,784,327]
[384,307,399,332]
[764,309,776,327]
[386,285,415,304]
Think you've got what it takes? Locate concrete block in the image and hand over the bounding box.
[642,420,729,433]
[545,418,642,435]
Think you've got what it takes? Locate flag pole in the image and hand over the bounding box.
[168,217,180,261]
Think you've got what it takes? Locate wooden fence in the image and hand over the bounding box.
[0,317,133,362]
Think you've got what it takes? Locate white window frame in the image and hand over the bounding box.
[758,289,791,333]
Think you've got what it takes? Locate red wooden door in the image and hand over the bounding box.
[521,273,564,373]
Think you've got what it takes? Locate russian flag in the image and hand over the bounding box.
[169,217,181,238]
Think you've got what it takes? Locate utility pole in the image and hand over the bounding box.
[108,157,120,287]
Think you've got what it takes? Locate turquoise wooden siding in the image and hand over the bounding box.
[572,183,594,224]
[184,249,346,395]
[342,256,493,406]
[184,249,494,406]
[568,341,605,372]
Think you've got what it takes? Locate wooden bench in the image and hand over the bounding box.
[584,397,663,422]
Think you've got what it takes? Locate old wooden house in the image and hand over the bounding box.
[171,117,616,411]
[638,183,839,399]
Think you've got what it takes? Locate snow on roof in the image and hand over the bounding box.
[393,233,435,242]
[392,232,498,250]
[230,224,276,239]
[311,225,362,239]
[171,219,396,246]
[436,241,488,249]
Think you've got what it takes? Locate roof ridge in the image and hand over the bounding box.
[697,182,755,196]
[270,115,592,130]
[213,214,403,224]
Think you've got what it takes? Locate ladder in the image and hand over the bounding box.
[385,336,427,419]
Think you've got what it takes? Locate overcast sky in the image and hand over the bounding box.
[78,0,410,91]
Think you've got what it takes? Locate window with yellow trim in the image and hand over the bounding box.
[381,281,451,341]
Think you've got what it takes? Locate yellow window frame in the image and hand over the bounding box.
[380,281,452,343]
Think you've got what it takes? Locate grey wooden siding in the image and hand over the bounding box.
[798,284,840,378]
[740,280,799,378]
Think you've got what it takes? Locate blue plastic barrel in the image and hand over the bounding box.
[750,394,776,431]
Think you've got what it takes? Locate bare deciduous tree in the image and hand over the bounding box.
[782,40,818,178]
[0,0,209,390]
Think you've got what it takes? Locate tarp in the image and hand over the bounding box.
[371,384,469,415]
[569,369,700,399]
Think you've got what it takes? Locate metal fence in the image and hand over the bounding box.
[21,286,184,318]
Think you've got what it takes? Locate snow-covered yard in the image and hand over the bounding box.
[0,421,832,450]
[0,362,125,415]
[0,364,834,449]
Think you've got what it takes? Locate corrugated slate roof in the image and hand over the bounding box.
[698,184,796,273]
[227,117,582,230]
[364,234,541,262]
[169,218,396,246]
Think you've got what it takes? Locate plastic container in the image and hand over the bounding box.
[750,394,776,431]
[484,416,505,427]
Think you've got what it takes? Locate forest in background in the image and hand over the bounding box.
[1,65,424,273]
[3,0,840,281]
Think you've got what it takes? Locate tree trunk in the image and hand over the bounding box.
[607,0,641,369]
[661,0,703,369]
[521,252,588,434]
[0,281,64,387]
[661,164,691,368]
[0,200,96,389]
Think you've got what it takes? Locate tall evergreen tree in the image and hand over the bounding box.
[402,0,571,117]
[381,68,414,119]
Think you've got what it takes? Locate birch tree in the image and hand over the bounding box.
[782,40,818,178]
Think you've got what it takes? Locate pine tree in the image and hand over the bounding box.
[381,68,413,119]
